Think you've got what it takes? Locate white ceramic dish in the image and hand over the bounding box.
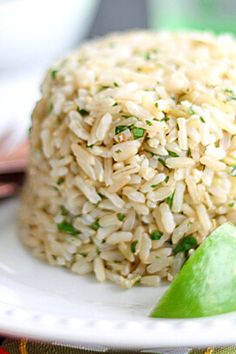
[0,199,236,350]
[0,0,99,72]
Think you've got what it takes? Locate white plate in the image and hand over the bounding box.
[0,199,236,350]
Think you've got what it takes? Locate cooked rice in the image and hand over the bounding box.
[20,31,236,288]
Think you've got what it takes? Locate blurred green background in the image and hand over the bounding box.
[149,0,236,34]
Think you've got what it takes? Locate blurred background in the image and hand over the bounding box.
[1,0,236,143]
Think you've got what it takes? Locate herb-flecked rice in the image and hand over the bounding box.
[20,31,236,288]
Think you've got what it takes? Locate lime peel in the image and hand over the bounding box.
[150,223,236,318]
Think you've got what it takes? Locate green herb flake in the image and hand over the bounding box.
[200,116,206,123]
[154,102,158,108]
[144,149,156,157]
[158,157,168,168]
[115,125,129,134]
[60,205,69,216]
[229,202,235,208]
[121,114,131,118]
[49,103,54,114]
[173,236,198,255]
[144,52,151,60]
[57,221,80,236]
[146,120,153,126]
[112,102,118,106]
[132,126,146,140]
[87,144,94,148]
[164,176,169,183]
[115,149,122,154]
[231,166,236,177]
[161,114,170,122]
[150,230,163,240]
[90,219,100,231]
[100,85,110,90]
[79,252,87,258]
[224,88,236,100]
[77,107,89,116]
[51,69,58,80]
[224,88,235,95]
[151,184,158,189]
[187,148,191,157]
[188,106,196,115]
[168,150,179,158]
[114,81,119,87]
[165,190,175,209]
[57,177,65,185]
[133,276,141,286]
[130,240,138,253]
[96,247,101,255]
[117,213,126,221]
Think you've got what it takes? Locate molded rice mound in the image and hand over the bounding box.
[20,31,236,288]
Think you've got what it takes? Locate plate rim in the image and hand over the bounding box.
[1,199,236,349]
[0,300,236,349]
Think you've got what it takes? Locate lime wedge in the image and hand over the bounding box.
[150,223,236,318]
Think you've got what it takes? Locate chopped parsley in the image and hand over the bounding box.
[173,236,198,255]
[151,184,158,189]
[113,81,119,87]
[229,202,235,208]
[150,230,163,240]
[100,85,110,90]
[60,205,69,216]
[188,106,196,115]
[158,157,168,168]
[115,125,129,134]
[145,150,156,157]
[200,116,206,123]
[112,102,118,106]
[90,219,100,231]
[87,144,94,148]
[164,176,169,183]
[224,88,236,100]
[130,240,138,253]
[144,52,151,60]
[51,69,58,80]
[79,252,87,257]
[132,126,145,140]
[165,190,175,209]
[231,166,236,177]
[57,177,65,185]
[77,107,89,116]
[121,114,131,118]
[161,114,170,122]
[168,150,179,158]
[187,148,191,157]
[146,120,153,126]
[154,102,158,108]
[57,221,80,236]
[117,213,126,221]
[48,103,54,114]
[115,125,145,140]
[115,149,122,154]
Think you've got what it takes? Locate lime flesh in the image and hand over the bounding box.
[150,223,236,318]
